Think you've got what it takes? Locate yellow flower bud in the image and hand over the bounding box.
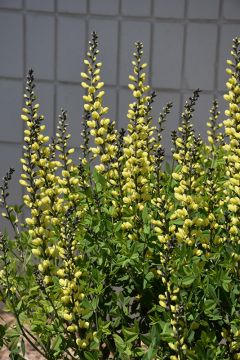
[61,296,70,304]
[75,270,82,278]
[43,276,51,285]
[21,114,29,121]
[93,101,101,109]
[81,72,88,79]
[121,222,133,230]
[84,104,91,111]
[19,179,28,186]
[95,137,104,145]
[228,204,237,212]
[81,82,89,89]
[128,84,135,91]
[67,325,77,332]
[133,90,141,98]
[159,300,166,308]
[32,238,43,246]
[86,121,95,129]
[76,338,82,347]
[31,142,39,151]
[95,164,105,172]
[168,342,177,351]
[26,217,35,226]
[78,293,85,300]
[96,82,104,89]
[80,341,87,349]
[92,111,100,120]
[62,312,73,322]
[57,269,65,277]
[32,248,41,257]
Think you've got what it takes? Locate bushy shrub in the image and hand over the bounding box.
[0,33,240,360]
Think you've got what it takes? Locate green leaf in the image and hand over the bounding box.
[91,297,99,310]
[10,353,25,360]
[84,351,98,360]
[170,218,184,225]
[122,325,139,343]
[204,299,216,312]
[142,343,157,360]
[113,334,126,352]
[52,335,62,355]
[181,274,195,286]
[93,169,106,187]
[140,334,152,347]
[165,161,171,174]
[20,338,25,357]
[142,206,149,224]
[0,324,6,347]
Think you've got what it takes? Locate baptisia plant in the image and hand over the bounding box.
[0,32,240,360]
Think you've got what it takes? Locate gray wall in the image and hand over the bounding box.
[0,0,240,230]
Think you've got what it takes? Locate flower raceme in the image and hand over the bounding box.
[0,34,239,359]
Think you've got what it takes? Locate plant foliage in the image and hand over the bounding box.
[0,33,240,359]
